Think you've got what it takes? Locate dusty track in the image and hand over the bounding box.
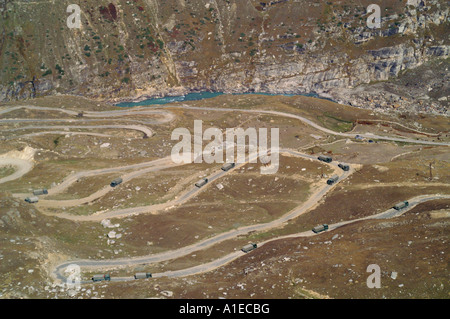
[168,105,450,147]
[55,194,450,283]
[3,124,153,138]
[54,150,349,281]
[0,105,175,123]
[32,148,322,221]
[1,103,448,284]
[0,158,34,184]
[0,147,36,184]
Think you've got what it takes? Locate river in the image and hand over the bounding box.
[115,91,325,107]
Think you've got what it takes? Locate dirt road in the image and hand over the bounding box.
[53,151,349,280]
[54,194,450,283]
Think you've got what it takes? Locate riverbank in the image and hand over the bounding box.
[114,91,335,108]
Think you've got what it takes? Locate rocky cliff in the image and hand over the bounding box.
[0,0,448,113]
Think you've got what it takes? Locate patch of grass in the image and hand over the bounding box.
[317,112,354,133]
[53,136,62,148]
[0,165,16,179]
[42,69,52,77]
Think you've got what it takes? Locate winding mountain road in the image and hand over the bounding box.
[57,193,450,283]
[34,148,323,221]
[54,150,348,281]
[0,105,175,123]
[2,104,448,145]
[0,157,34,185]
[3,124,154,138]
[168,105,450,146]
[1,103,448,285]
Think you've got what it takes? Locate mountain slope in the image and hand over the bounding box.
[0,0,448,113]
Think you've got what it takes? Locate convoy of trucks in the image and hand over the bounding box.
[25,189,48,204]
[38,142,413,286]
[91,273,153,282]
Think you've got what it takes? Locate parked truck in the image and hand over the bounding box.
[241,243,257,253]
[318,155,333,163]
[33,189,48,196]
[134,273,152,280]
[221,163,236,172]
[195,178,208,188]
[327,175,339,185]
[110,178,123,187]
[393,201,409,210]
[92,274,111,282]
[25,196,39,204]
[338,163,350,171]
[312,224,329,234]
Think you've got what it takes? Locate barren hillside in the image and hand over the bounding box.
[0,0,448,113]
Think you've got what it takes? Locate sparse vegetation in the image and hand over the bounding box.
[0,0,448,301]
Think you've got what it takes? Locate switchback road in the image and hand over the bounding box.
[56,194,450,283]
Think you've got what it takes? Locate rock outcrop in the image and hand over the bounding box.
[0,0,448,113]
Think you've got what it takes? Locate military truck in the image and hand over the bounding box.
[327,175,339,185]
[195,178,208,188]
[221,163,236,172]
[318,155,333,163]
[33,189,48,196]
[338,163,350,171]
[393,201,409,210]
[92,274,111,282]
[241,243,257,253]
[312,224,329,234]
[110,178,123,187]
[25,196,39,204]
[134,273,152,280]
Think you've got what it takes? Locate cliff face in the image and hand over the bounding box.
[0,0,448,113]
